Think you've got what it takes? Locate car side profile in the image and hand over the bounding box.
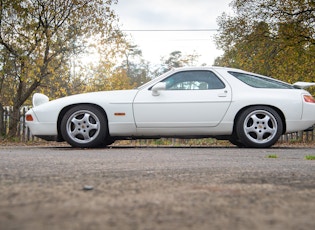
[25,66,315,148]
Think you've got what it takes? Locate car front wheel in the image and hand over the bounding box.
[236,106,283,148]
[61,105,108,148]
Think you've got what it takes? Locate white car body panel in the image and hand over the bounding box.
[133,87,232,128]
[25,66,315,147]
[27,90,139,136]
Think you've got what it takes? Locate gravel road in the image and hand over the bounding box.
[0,145,315,230]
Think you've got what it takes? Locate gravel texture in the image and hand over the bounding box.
[0,145,315,230]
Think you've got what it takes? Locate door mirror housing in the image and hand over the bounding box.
[151,82,166,96]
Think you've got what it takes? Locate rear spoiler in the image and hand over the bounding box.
[32,93,49,107]
[293,82,315,89]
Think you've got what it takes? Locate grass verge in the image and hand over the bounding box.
[305,155,315,160]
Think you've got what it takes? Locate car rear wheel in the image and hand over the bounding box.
[61,105,108,148]
[236,106,283,148]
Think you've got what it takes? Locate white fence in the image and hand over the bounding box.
[0,106,37,141]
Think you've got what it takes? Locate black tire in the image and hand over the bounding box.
[236,106,283,148]
[61,105,108,148]
[106,137,116,146]
[228,134,245,148]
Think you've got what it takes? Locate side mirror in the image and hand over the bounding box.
[152,82,166,96]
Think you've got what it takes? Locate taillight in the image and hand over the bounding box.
[303,95,315,103]
[25,114,34,121]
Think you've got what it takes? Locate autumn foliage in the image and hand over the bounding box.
[214,0,315,94]
[0,0,121,136]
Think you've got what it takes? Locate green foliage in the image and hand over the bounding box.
[305,155,315,160]
[267,154,278,159]
[215,0,315,94]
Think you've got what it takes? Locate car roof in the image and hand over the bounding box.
[172,66,248,74]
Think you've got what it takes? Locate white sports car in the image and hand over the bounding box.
[25,66,315,148]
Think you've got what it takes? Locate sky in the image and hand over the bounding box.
[112,0,234,66]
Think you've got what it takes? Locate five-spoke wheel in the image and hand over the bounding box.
[61,105,108,148]
[235,106,283,148]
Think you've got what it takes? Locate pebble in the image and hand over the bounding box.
[83,185,94,191]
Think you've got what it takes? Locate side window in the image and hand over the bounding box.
[162,70,225,90]
[228,71,294,89]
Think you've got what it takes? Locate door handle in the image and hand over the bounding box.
[218,90,228,97]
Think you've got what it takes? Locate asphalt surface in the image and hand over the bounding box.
[0,144,315,230]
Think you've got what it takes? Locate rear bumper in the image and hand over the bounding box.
[26,121,57,136]
[304,125,314,132]
[286,120,315,133]
[25,109,58,137]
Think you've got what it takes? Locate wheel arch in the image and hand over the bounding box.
[56,103,109,142]
[232,105,286,135]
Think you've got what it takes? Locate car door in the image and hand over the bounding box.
[133,70,232,128]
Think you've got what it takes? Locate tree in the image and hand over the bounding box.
[82,39,144,92]
[0,0,121,137]
[119,44,152,87]
[215,0,315,92]
[154,51,201,76]
[215,21,278,75]
[232,0,315,46]
[123,44,142,78]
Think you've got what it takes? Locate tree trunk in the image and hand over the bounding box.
[0,103,5,137]
[8,106,20,138]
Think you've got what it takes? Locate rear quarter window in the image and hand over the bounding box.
[228,71,294,89]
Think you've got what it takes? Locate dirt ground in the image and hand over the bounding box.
[0,144,315,230]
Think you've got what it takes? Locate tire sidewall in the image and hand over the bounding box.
[61,105,108,148]
[236,106,283,148]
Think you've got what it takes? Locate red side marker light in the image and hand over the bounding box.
[303,95,315,103]
[25,114,34,121]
